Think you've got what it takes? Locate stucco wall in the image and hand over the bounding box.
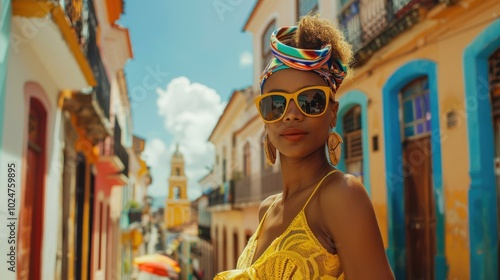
[1,32,64,280]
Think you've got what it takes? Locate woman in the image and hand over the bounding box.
[215,14,394,279]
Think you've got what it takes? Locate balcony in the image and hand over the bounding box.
[339,0,443,66]
[114,119,129,176]
[60,0,111,142]
[61,91,111,145]
[234,170,282,206]
[63,0,90,51]
[207,181,234,209]
[12,0,96,88]
[198,225,211,241]
[94,120,128,186]
[128,209,142,225]
[234,175,255,205]
[260,169,283,199]
[87,3,111,119]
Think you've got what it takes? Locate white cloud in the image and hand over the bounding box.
[155,77,226,200]
[142,138,170,198]
[142,138,169,168]
[239,51,253,67]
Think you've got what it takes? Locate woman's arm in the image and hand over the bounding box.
[320,174,395,279]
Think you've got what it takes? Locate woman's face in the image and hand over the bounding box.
[262,68,339,160]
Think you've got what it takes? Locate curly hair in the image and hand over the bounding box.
[292,14,353,69]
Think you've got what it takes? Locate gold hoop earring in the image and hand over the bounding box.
[264,134,276,165]
[327,131,343,166]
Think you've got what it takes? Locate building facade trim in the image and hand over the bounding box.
[336,90,371,195]
[12,0,96,86]
[0,0,11,155]
[463,18,500,280]
[382,59,446,279]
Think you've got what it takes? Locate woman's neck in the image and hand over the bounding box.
[279,148,334,202]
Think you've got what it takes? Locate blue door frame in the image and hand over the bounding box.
[336,90,371,196]
[463,19,500,280]
[382,59,446,279]
[0,0,11,155]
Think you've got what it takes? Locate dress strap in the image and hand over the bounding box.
[256,194,280,238]
[301,169,340,211]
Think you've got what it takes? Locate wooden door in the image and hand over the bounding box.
[18,98,46,280]
[495,117,500,274]
[404,136,436,280]
[488,48,500,274]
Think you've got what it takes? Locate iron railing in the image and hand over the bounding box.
[128,209,142,224]
[87,0,111,118]
[339,0,443,66]
[208,181,234,207]
[234,170,282,204]
[198,225,211,241]
[114,119,129,176]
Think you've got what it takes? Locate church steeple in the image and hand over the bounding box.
[165,144,190,229]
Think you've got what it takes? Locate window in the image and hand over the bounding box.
[297,0,318,19]
[261,133,268,170]
[343,105,363,181]
[261,20,276,71]
[243,142,251,176]
[222,147,227,183]
[400,77,431,139]
[174,186,181,199]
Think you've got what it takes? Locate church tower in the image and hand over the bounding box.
[165,144,190,229]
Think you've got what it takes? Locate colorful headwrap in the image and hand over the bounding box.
[259,26,348,98]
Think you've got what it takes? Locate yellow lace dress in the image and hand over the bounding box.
[214,170,344,279]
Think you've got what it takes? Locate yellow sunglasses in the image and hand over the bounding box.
[254,86,333,123]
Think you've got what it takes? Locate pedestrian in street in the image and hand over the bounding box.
[215,14,394,279]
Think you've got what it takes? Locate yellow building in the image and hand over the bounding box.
[240,0,500,279]
[200,0,500,278]
[165,145,191,229]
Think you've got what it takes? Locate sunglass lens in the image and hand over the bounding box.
[259,95,286,121]
[297,89,327,115]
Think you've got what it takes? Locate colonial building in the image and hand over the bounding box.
[193,173,216,279]
[206,85,283,273]
[121,135,152,279]
[240,0,500,279]
[0,0,136,279]
[2,0,96,278]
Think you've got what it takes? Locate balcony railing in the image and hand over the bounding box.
[234,175,255,204]
[87,0,111,119]
[339,0,442,66]
[208,181,234,207]
[234,170,282,205]
[63,0,90,53]
[260,169,282,199]
[114,119,129,176]
[128,209,142,224]
[198,225,211,241]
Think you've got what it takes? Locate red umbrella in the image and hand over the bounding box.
[134,254,181,278]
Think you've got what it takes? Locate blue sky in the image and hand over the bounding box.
[119,0,257,200]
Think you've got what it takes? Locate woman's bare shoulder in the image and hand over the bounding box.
[258,193,280,222]
[320,173,369,207]
[319,173,395,278]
